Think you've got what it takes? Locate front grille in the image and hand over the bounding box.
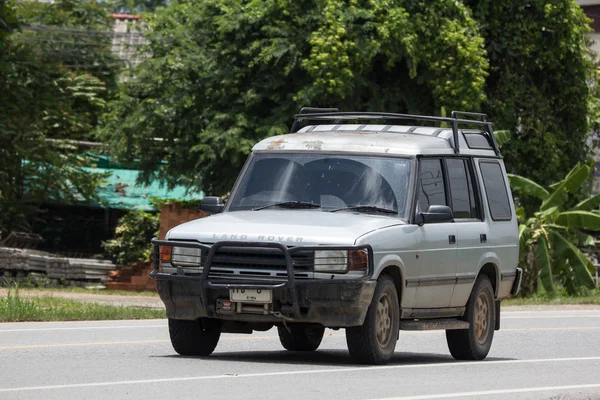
[207,246,313,271]
[166,243,314,281]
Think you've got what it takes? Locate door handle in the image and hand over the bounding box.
[480,234,487,243]
[449,235,456,245]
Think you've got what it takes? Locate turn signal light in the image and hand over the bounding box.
[160,246,172,262]
[348,249,368,271]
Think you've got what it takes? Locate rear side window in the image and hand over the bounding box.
[446,159,477,219]
[417,159,446,212]
[479,161,512,221]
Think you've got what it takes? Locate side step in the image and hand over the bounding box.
[400,318,469,331]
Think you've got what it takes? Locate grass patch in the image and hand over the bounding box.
[505,289,600,306]
[0,288,165,322]
[27,286,159,297]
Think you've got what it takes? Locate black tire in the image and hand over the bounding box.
[168,318,221,356]
[446,275,495,360]
[277,324,325,351]
[345,275,399,365]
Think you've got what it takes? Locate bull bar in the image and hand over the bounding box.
[150,238,374,320]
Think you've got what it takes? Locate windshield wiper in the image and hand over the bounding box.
[330,205,398,215]
[253,201,322,211]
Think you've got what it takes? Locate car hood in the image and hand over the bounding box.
[166,210,405,246]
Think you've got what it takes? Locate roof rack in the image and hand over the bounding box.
[289,109,500,156]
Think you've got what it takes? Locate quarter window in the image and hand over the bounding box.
[417,159,446,212]
[479,161,512,221]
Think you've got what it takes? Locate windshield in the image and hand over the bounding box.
[227,153,412,216]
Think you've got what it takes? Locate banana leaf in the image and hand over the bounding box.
[507,174,549,200]
[540,179,569,211]
[518,224,530,256]
[541,163,591,211]
[535,234,554,293]
[555,211,600,231]
[575,231,596,247]
[494,130,511,147]
[572,193,600,211]
[554,163,591,193]
[537,206,559,220]
[550,231,595,289]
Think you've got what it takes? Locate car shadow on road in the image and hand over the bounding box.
[153,350,513,367]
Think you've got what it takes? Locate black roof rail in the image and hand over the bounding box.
[289,109,500,156]
[298,107,340,114]
[451,110,498,155]
[450,111,488,122]
[290,107,340,133]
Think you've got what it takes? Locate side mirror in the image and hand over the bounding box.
[199,196,225,214]
[418,205,454,225]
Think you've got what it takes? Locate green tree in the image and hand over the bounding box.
[15,0,123,124]
[107,0,168,14]
[100,0,488,195]
[0,0,111,236]
[102,210,159,266]
[510,163,599,296]
[466,0,599,187]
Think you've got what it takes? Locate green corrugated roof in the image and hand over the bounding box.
[86,167,203,211]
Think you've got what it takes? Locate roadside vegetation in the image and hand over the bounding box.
[505,289,600,306]
[0,287,164,322]
[508,163,600,296]
[4,286,159,297]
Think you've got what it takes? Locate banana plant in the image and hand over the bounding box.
[509,162,599,294]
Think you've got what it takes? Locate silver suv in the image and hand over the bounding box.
[151,109,522,365]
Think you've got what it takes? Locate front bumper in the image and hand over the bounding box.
[156,278,376,327]
[151,239,376,327]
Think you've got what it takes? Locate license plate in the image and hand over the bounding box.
[230,288,272,304]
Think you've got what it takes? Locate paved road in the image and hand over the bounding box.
[0,309,599,400]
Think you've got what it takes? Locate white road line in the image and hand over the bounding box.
[0,325,166,333]
[502,309,600,314]
[369,383,600,400]
[1,356,599,393]
[503,315,600,319]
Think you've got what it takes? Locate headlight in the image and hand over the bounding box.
[171,246,202,267]
[314,250,348,272]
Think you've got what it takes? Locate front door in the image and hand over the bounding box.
[413,158,457,309]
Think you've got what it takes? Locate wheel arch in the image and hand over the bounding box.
[373,255,406,306]
[476,253,501,298]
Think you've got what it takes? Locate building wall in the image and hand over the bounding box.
[159,205,210,240]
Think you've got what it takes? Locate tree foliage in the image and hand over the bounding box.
[466,0,599,187]
[107,0,169,14]
[100,0,488,195]
[0,0,116,236]
[511,163,598,296]
[102,210,159,266]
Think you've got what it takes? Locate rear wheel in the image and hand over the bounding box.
[277,324,325,351]
[345,275,399,365]
[168,318,221,356]
[446,275,495,360]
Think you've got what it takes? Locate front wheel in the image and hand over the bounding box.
[446,275,495,360]
[345,275,399,365]
[277,324,325,351]
[168,318,221,356]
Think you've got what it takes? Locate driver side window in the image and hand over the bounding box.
[417,159,447,212]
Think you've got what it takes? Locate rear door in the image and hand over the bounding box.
[476,159,519,297]
[446,157,486,307]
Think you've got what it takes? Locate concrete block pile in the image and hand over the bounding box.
[0,247,116,286]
